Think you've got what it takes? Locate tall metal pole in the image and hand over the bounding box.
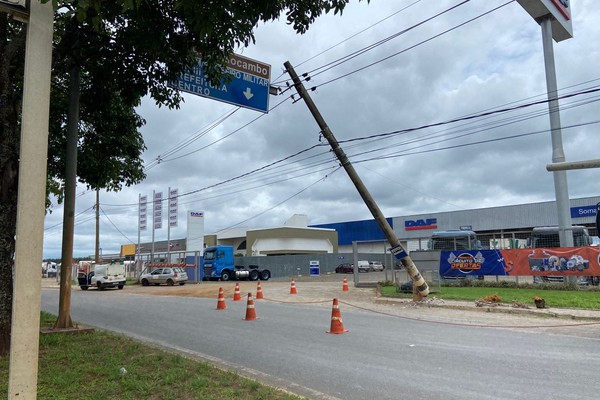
[167,186,171,263]
[284,61,429,297]
[94,189,99,264]
[137,193,141,274]
[9,1,54,397]
[540,16,573,248]
[151,189,155,261]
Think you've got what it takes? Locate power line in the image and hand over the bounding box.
[358,119,600,163]
[311,1,514,89]
[100,207,135,244]
[145,107,241,171]
[271,0,424,85]
[158,95,293,163]
[217,166,342,231]
[305,0,472,79]
[99,83,599,212]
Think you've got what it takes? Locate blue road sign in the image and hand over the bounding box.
[170,53,271,113]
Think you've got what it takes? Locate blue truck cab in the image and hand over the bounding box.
[202,245,271,281]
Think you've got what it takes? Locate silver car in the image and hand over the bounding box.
[140,267,188,286]
[369,261,385,271]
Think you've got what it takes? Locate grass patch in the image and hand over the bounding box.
[1,312,303,400]
[379,285,600,309]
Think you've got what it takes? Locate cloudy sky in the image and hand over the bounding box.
[42,0,600,259]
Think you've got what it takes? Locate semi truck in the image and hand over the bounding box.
[77,260,126,290]
[527,226,598,285]
[428,230,483,251]
[527,226,592,248]
[202,245,271,281]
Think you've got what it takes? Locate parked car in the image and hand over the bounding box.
[335,263,354,273]
[369,261,384,271]
[357,260,370,273]
[46,266,57,278]
[140,267,188,286]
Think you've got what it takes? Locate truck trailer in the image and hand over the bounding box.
[202,245,271,281]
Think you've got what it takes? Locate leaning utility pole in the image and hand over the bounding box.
[284,61,429,297]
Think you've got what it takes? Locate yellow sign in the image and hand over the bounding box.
[121,244,136,256]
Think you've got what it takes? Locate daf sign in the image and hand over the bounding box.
[517,0,573,41]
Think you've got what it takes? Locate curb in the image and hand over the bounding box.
[374,297,600,322]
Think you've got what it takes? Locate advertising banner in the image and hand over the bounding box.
[139,195,147,231]
[186,211,205,254]
[502,247,600,276]
[153,191,162,229]
[439,250,508,277]
[439,248,600,277]
[169,188,178,227]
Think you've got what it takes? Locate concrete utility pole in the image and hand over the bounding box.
[284,61,429,297]
[8,1,54,398]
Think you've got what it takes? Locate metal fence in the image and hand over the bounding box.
[134,251,392,282]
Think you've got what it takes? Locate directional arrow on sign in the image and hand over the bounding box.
[243,88,254,100]
[170,53,270,113]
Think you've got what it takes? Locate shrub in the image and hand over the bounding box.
[442,279,588,291]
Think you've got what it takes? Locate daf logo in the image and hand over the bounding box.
[190,212,204,217]
[405,218,437,231]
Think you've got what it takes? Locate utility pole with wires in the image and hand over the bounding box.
[284,61,429,298]
[95,189,100,264]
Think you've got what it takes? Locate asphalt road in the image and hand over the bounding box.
[41,289,600,400]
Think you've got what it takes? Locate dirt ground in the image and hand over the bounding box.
[120,280,600,335]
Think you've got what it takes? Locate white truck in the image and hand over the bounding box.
[77,261,126,290]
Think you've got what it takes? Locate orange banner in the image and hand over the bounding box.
[502,247,600,276]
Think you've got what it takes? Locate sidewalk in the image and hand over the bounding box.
[374,293,600,322]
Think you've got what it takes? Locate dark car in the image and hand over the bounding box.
[399,280,413,293]
[335,263,354,273]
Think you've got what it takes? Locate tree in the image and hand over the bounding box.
[0,0,365,356]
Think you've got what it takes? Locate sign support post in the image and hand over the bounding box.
[516,1,574,248]
[540,16,573,248]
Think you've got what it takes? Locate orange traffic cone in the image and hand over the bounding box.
[342,278,349,292]
[327,298,348,334]
[244,293,258,320]
[256,282,264,299]
[216,287,227,310]
[290,279,297,294]
[233,282,242,301]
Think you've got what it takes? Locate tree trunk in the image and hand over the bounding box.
[54,57,80,329]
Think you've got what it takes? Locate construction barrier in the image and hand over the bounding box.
[244,293,258,320]
[216,287,227,310]
[233,282,242,301]
[256,281,264,299]
[290,279,298,295]
[327,298,348,334]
